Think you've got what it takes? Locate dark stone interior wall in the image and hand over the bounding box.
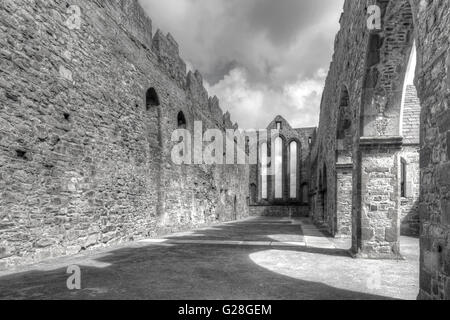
[0,0,249,269]
[413,0,450,300]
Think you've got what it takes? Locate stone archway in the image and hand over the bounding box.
[303,0,450,299]
[352,0,416,259]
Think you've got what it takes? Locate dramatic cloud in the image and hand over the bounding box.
[139,0,344,129]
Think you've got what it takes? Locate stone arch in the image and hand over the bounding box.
[336,86,352,162]
[353,0,419,258]
[361,0,415,137]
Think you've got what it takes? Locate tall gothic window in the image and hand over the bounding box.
[289,141,298,199]
[146,88,160,109]
[260,143,268,199]
[274,137,283,199]
[177,111,187,129]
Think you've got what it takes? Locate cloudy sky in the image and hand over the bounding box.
[139,0,345,129]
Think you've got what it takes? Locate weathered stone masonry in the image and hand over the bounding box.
[309,0,450,299]
[0,0,249,269]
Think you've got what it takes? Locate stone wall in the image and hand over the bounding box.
[413,0,450,300]
[400,146,420,236]
[249,206,309,218]
[0,0,249,270]
[309,0,450,299]
[400,86,420,237]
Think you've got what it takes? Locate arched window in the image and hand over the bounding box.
[289,141,298,199]
[260,143,268,199]
[177,111,187,129]
[274,137,283,199]
[146,88,160,109]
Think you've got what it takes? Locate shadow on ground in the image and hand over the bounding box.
[0,217,418,300]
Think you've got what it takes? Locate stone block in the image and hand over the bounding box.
[420,147,432,168]
[419,203,430,222]
[385,227,398,242]
[362,227,374,240]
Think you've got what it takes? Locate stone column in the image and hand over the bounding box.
[336,163,353,237]
[352,137,403,259]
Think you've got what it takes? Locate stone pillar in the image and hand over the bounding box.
[336,163,353,237]
[352,137,403,259]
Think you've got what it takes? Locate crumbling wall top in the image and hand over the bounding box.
[152,29,187,87]
[106,0,153,48]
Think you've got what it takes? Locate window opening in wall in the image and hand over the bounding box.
[146,87,160,109]
[401,158,407,198]
[276,122,282,130]
[177,111,187,129]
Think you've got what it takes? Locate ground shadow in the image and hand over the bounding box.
[166,217,350,257]
[0,241,395,300]
[0,217,403,300]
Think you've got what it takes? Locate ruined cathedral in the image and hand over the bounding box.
[1,0,450,300]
